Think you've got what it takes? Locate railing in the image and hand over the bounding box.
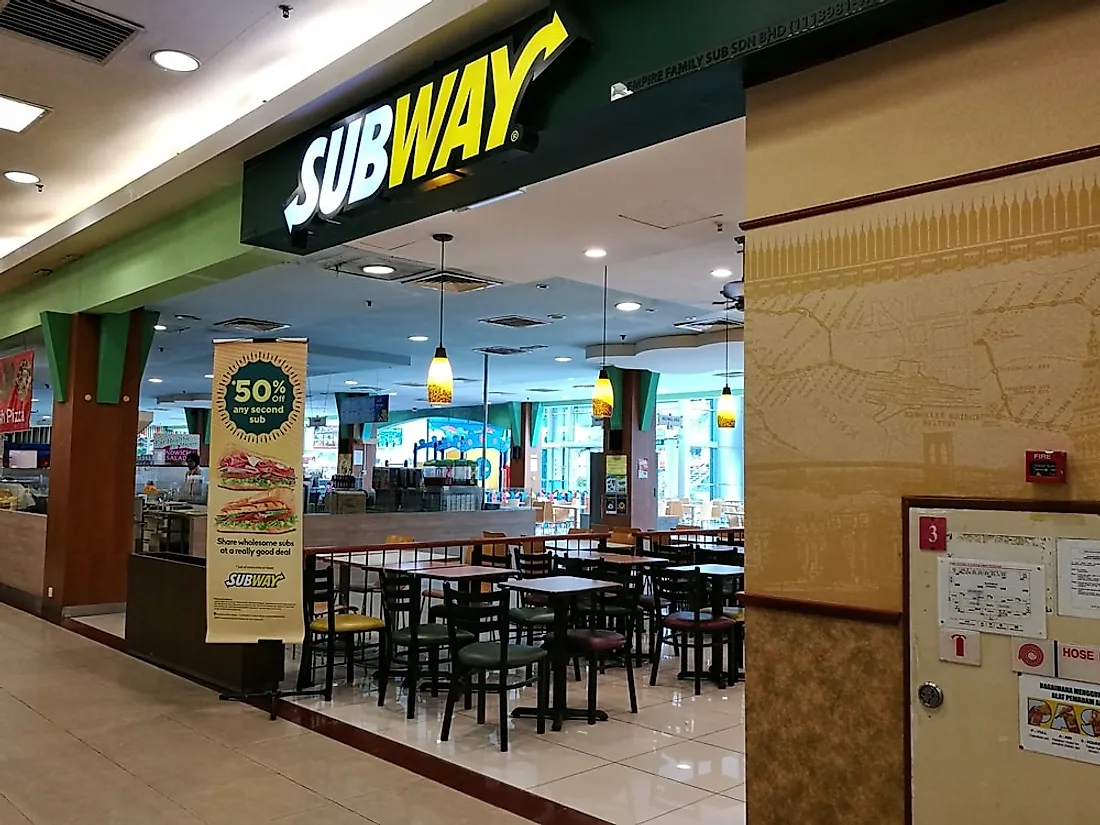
[305,526,746,618]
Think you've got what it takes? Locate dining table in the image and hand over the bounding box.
[544,539,636,553]
[667,563,745,688]
[501,575,622,730]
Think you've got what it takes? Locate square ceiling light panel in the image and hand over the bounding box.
[0,94,47,132]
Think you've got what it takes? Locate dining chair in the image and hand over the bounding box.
[303,563,384,695]
[563,561,643,722]
[440,585,548,752]
[377,571,473,718]
[649,568,737,695]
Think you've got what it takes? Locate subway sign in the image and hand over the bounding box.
[283,11,576,233]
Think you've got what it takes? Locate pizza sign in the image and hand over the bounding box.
[0,350,34,434]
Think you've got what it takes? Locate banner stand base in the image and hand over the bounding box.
[218,639,325,721]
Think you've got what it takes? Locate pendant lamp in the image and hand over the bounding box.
[427,233,454,406]
[716,300,737,429]
[592,265,615,419]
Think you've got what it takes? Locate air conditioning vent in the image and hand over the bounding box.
[673,317,743,334]
[394,381,426,388]
[0,0,141,63]
[407,270,497,293]
[480,315,549,329]
[526,387,558,393]
[214,317,291,333]
[474,345,547,356]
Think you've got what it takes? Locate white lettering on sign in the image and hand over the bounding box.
[282,11,574,233]
[1058,642,1100,685]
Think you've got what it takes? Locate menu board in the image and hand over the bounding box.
[0,350,34,434]
[604,454,628,516]
[206,339,306,644]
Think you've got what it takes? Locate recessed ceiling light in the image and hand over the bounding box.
[345,380,359,386]
[712,268,733,278]
[584,248,607,259]
[32,398,38,402]
[204,374,214,379]
[151,50,201,72]
[0,94,47,133]
[4,170,39,185]
[408,335,429,342]
[148,378,163,384]
[555,357,572,363]
[153,324,167,331]
[362,264,395,275]
[616,301,642,312]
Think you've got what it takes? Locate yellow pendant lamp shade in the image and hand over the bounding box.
[717,385,737,428]
[427,346,453,406]
[426,232,454,407]
[592,368,614,419]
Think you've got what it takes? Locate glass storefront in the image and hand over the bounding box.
[537,403,602,495]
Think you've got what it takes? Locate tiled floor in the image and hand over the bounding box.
[288,645,747,825]
[0,604,540,825]
[67,608,749,824]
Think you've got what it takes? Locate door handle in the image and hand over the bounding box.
[918,682,944,710]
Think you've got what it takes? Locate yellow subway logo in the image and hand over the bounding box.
[225,572,286,589]
[283,11,575,232]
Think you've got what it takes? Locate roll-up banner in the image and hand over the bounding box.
[206,339,307,644]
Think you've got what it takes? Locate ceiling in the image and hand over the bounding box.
[347,120,746,309]
[5,102,745,429]
[0,0,544,291]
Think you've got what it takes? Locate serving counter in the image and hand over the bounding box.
[0,509,46,610]
[185,508,535,555]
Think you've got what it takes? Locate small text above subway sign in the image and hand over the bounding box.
[283,11,575,233]
[621,0,892,94]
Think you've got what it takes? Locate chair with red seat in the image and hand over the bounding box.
[554,561,644,723]
[649,568,737,695]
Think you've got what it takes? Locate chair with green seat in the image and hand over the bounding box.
[377,571,473,719]
[440,585,548,752]
[301,563,385,694]
[508,547,556,677]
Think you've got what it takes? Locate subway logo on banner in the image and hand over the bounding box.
[283,11,575,233]
[224,572,286,589]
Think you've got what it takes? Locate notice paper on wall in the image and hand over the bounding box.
[1019,674,1100,766]
[938,557,1047,638]
[1057,539,1100,619]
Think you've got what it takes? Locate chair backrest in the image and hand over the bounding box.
[442,585,510,663]
[588,524,612,535]
[567,527,588,535]
[378,571,421,632]
[651,567,707,616]
[649,543,695,566]
[593,561,645,622]
[513,546,553,578]
[554,553,599,577]
[665,500,684,517]
[610,530,636,548]
[304,561,336,628]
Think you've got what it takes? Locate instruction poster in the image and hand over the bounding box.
[1020,674,1100,766]
[938,557,1047,638]
[206,339,307,644]
[1057,539,1100,619]
[604,454,628,516]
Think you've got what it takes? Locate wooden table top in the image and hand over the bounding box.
[501,575,621,595]
[667,563,745,577]
[366,558,464,573]
[423,564,515,580]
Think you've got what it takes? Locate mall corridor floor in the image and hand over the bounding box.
[0,604,541,825]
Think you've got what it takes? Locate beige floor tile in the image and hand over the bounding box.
[381,705,534,760]
[696,724,746,752]
[639,793,747,825]
[621,740,746,793]
[169,702,309,748]
[0,794,32,824]
[533,763,712,825]
[450,734,610,789]
[626,703,741,739]
[270,801,374,825]
[170,773,327,825]
[723,783,746,802]
[344,778,516,825]
[549,717,684,762]
[239,733,421,802]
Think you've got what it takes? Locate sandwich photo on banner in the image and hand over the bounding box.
[205,339,306,645]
